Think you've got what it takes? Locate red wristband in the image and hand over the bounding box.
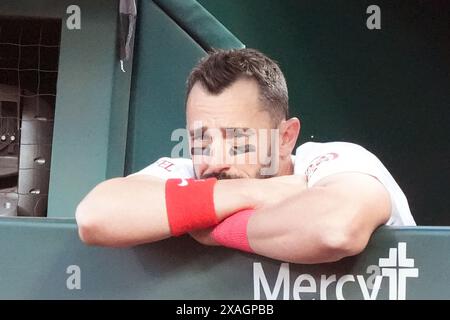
[211,209,255,253]
[165,178,218,236]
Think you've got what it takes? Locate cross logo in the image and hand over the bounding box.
[378,242,419,300]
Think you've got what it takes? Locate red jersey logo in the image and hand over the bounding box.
[157,159,175,172]
[305,152,339,180]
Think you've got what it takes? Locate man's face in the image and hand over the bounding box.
[186,78,279,180]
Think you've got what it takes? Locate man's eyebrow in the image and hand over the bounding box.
[223,127,255,135]
[225,128,256,137]
[189,127,256,137]
[189,127,206,137]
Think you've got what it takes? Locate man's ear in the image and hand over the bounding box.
[279,117,300,158]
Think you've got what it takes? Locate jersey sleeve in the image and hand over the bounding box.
[127,157,195,180]
[301,143,384,188]
[295,142,416,226]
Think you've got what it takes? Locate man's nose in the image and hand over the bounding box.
[204,139,231,175]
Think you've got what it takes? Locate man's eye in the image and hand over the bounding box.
[193,136,207,142]
[230,144,255,155]
[233,131,247,138]
[191,146,210,156]
[192,132,212,140]
[226,128,251,139]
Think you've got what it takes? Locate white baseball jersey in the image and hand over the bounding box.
[129,141,416,226]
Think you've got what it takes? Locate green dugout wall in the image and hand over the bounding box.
[0,219,449,299]
[0,0,449,299]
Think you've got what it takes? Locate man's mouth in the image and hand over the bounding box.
[201,171,246,180]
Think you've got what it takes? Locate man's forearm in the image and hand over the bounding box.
[195,187,367,264]
[76,176,258,247]
[247,187,355,264]
[76,177,169,247]
[197,173,390,265]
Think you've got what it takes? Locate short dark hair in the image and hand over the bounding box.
[186,48,289,125]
